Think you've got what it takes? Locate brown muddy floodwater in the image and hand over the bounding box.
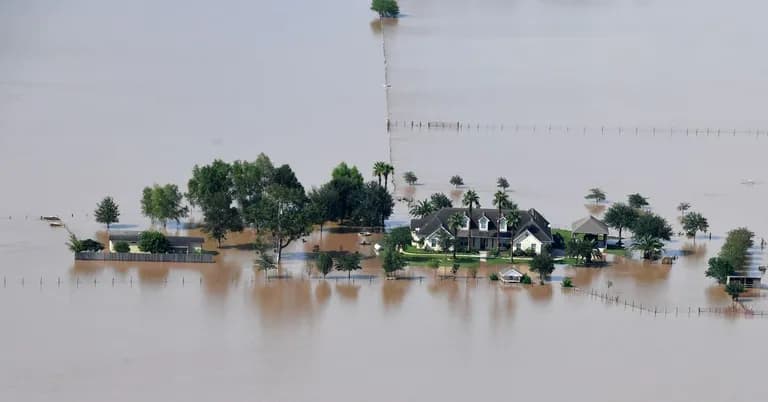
[2,0,768,401]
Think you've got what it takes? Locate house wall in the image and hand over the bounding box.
[514,232,543,254]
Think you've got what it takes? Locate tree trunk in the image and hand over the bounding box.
[618,227,623,246]
[384,175,389,191]
[467,207,472,252]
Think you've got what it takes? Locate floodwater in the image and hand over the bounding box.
[2,0,768,401]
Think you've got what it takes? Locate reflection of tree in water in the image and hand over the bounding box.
[249,280,315,325]
[527,284,553,304]
[428,279,473,319]
[489,287,518,324]
[607,256,672,285]
[315,280,332,305]
[680,242,707,264]
[585,204,606,216]
[449,189,463,204]
[335,282,361,302]
[381,280,411,309]
[562,266,602,289]
[369,17,398,35]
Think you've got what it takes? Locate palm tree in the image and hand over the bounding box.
[462,189,480,252]
[677,202,691,220]
[409,199,435,218]
[382,163,394,191]
[447,212,465,260]
[505,207,521,262]
[372,161,387,187]
[492,190,510,251]
[631,235,664,260]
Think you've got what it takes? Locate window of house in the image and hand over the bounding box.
[499,218,507,232]
[479,217,488,231]
[430,238,437,248]
[515,243,522,250]
[462,216,470,230]
[529,244,537,253]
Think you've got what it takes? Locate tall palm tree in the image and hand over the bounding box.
[462,189,480,252]
[677,202,691,221]
[492,190,510,251]
[447,212,465,260]
[631,235,664,260]
[372,161,387,187]
[409,199,435,218]
[382,163,395,191]
[505,207,521,262]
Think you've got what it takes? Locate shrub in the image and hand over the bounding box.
[451,263,460,275]
[562,277,574,288]
[489,272,499,281]
[520,273,532,284]
[113,241,130,253]
[138,231,171,253]
[80,239,104,252]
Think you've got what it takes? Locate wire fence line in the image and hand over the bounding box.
[387,119,768,138]
[566,287,768,318]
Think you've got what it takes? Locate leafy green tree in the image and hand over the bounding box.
[562,277,574,288]
[327,162,365,223]
[628,193,649,209]
[335,252,362,279]
[436,230,453,253]
[371,0,400,18]
[566,237,600,265]
[682,212,709,242]
[497,177,510,192]
[584,188,606,204]
[718,227,754,271]
[138,231,171,253]
[231,155,274,226]
[429,193,452,209]
[257,182,312,264]
[447,212,465,259]
[141,184,188,229]
[350,182,394,228]
[677,202,691,220]
[80,239,104,252]
[307,185,338,241]
[725,282,745,302]
[449,175,464,188]
[631,234,664,260]
[95,196,120,231]
[316,252,333,278]
[409,199,435,218]
[705,257,735,284]
[187,160,243,246]
[386,226,413,249]
[603,203,638,246]
[529,252,555,284]
[520,273,533,284]
[381,243,406,276]
[632,213,672,241]
[113,241,130,253]
[462,189,480,252]
[403,171,418,186]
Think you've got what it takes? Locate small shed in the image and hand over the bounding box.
[572,216,609,248]
[499,268,524,283]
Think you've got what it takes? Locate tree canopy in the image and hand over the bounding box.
[402,171,418,186]
[141,184,188,229]
[682,212,709,240]
[449,175,464,188]
[705,257,735,284]
[316,252,333,278]
[603,203,638,246]
[95,196,120,230]
[371,0,400,18]
[335,252,363,279]
[529,252,555,284]
[632,213,672,241]
[496,177,510,191]
[628,193,649,209]
[631,234,664,260]
[584,188,606,204]
[429,193,453,209]
[138,231,171,253]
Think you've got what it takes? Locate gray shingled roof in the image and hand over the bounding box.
[109,231,204,247]
[411,208,552,242]
[571,216,609,235]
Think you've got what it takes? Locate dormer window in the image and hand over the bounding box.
[462,215,470,231]
[479,216,489,231]
[499,217,507,232]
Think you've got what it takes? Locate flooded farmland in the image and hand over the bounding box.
[2,0,768,401]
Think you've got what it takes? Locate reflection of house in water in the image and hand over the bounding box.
[108,231,204,254]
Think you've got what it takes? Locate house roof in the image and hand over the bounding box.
[411,207,552,243]
[572,216,609,235]
[109,231,204,247]
[500,268,523,277]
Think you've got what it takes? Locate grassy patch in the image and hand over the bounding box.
[552,228,573,242]
[604,248,629,257]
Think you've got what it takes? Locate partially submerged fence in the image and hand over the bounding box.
[75,252,214,264]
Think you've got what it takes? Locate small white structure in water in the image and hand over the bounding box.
[499,268,524,283]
